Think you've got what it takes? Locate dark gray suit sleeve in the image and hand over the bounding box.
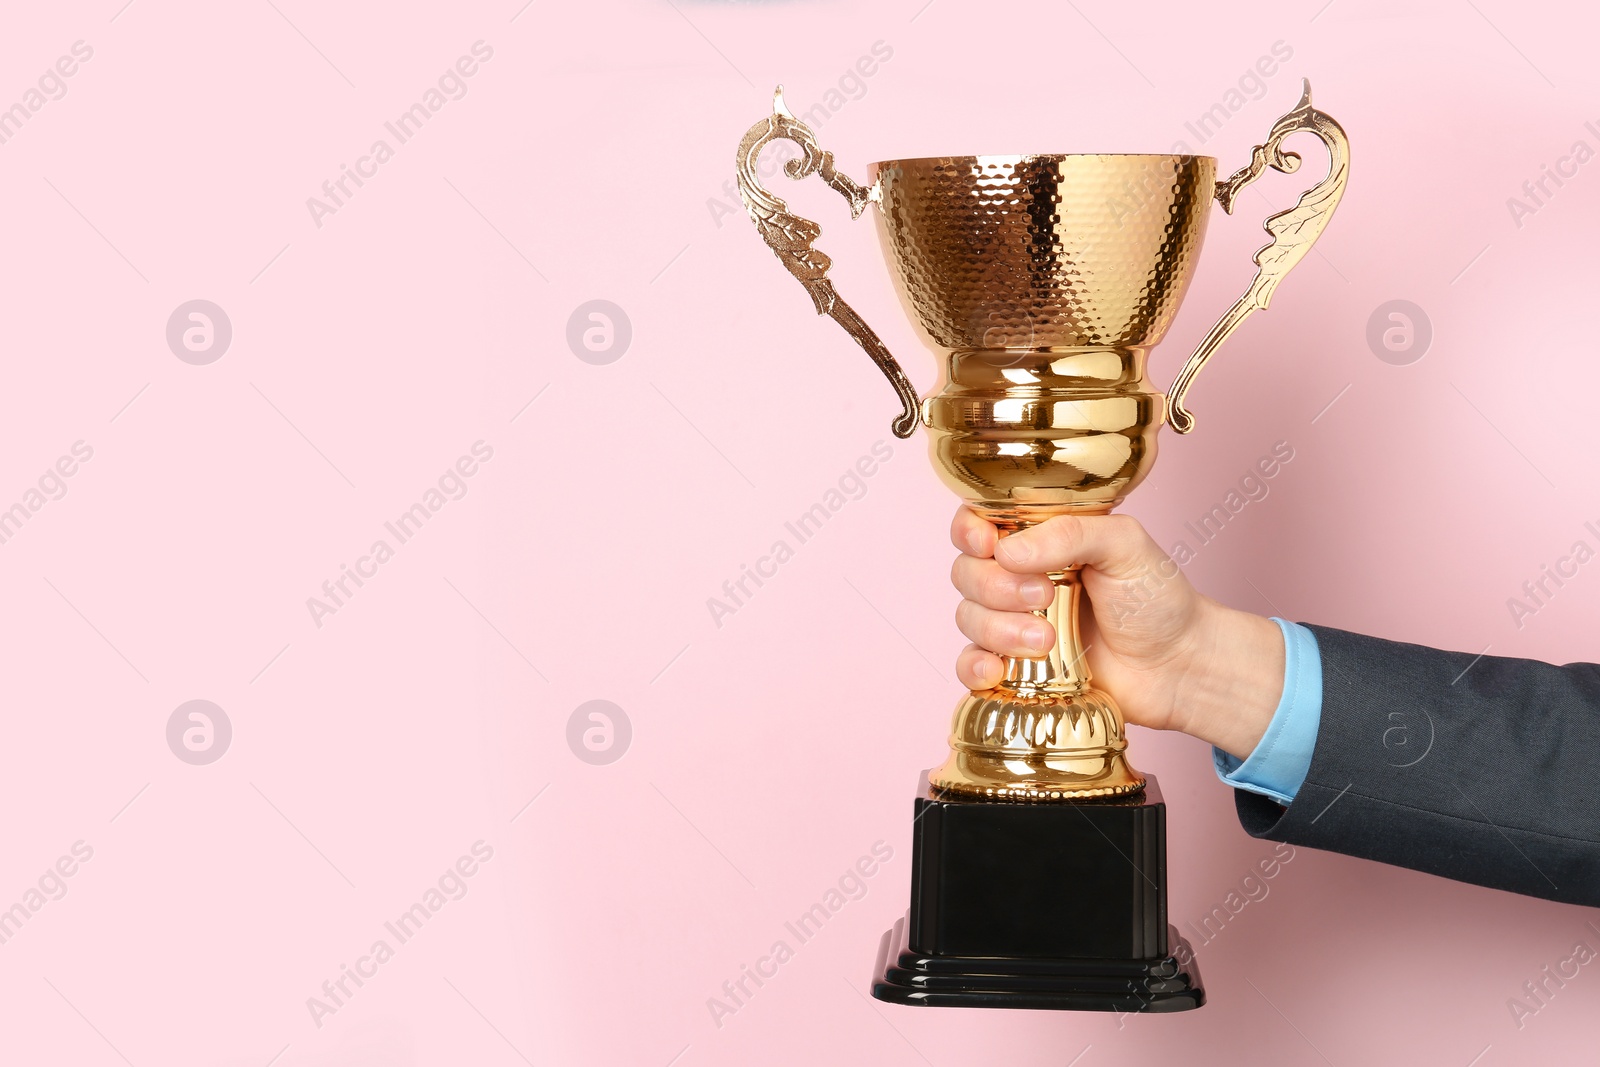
[1232,624,1600,906]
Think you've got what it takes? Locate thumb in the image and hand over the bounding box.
[992,513,1166,582]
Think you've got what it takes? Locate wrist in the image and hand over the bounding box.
[1169,600,1285,761]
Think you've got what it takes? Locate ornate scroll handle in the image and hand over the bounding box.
[1167,79,1350,435]
[736,86,920,439]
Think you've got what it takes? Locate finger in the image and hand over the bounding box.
[993,513,1160,579]
[956,643,1005,690]
[951,554,1055,611]
[955,599,1055,658]
[950,505,998,558]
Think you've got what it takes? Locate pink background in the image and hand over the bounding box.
[1,0,1597,1063]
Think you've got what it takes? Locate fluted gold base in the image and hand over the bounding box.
[929,687,1146,801]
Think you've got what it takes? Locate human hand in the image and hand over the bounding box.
[949,507,1285,761]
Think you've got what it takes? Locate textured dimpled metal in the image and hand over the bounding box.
[866,155,1216,351]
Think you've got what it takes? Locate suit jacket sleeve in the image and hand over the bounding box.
[1232,623,1600,906]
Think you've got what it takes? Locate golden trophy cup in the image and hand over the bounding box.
[737,81,1348,1011]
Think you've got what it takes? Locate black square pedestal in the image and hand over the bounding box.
[871,772,1204,1012]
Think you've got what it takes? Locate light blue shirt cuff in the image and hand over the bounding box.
[1211,618,1322,806]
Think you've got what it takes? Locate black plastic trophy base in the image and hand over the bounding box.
[871,772,1204,1012]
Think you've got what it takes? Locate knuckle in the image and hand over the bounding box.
[980,566,1015,606]
[1108,513,1146,550]
[952,555,985,597]
[949,508,973,547]
[979,611,1015,651]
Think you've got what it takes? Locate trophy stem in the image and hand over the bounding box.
[928,527,1145,800]
[1000,568,1091,696]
